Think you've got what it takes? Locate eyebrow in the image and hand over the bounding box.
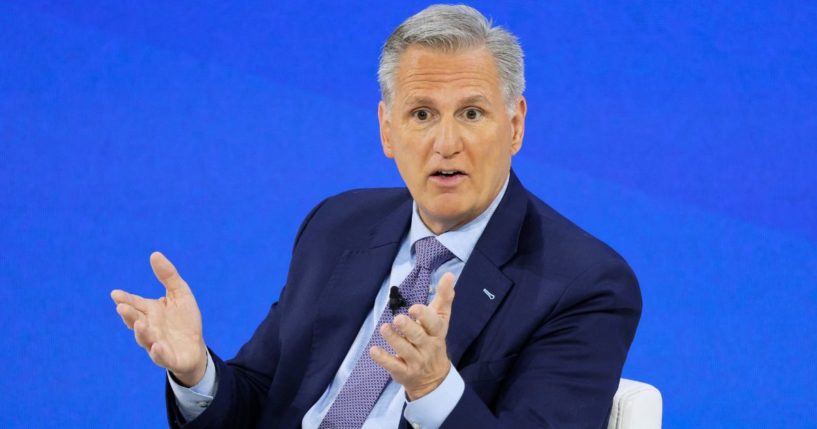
[460,94,490,105]
[403,94,491,107]
[404,96,436,107]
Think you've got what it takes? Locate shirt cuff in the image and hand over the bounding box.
[167,350,218,422]
[403,363,465,429]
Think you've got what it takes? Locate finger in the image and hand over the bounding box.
[133,318,157,350]
[369,346,407,378]
[380,323,420,362]
[115,302,144,330]
[111,289,150,313]
[148,342,171,369]
[149,251,191,296]
[393,313,428,345]
[429,272,456,322]
[409,304,445,337]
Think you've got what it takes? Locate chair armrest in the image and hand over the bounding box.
[607,378,663,429]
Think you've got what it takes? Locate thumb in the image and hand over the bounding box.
[430,272,456,321]
[148,341,172,369]
[149,251,191,296]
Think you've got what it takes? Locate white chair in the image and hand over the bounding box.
[607,379,663,429]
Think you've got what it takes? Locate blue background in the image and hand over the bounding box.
[1,1,815,427]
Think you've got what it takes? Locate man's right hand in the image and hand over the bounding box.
[111,251,208,387]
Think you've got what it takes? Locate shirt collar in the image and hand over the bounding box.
[408,174,510,263]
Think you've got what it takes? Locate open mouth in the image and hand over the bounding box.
[429,169,466,187]
[431,170,465,178]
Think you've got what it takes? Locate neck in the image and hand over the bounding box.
[417,210,471,235]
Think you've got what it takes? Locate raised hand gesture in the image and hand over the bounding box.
[371,272,457,400]
[111,252,208,387]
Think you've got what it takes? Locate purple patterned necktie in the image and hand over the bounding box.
[318,236,454,428]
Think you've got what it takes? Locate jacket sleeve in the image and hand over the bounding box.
[440,258,642,429]
[165,198,329,429]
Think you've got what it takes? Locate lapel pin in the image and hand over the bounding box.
[482,288,496,300]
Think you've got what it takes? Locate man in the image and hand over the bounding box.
[112,5,641,428]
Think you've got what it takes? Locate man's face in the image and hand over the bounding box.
[378,45,526,234]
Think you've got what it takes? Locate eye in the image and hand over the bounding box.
[463,108,483,121]
[412,109,432,121]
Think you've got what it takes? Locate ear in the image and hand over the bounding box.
[378,101,395,159]
[509,96,527,156]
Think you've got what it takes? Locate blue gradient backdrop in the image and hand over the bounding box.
[1,1,815,427]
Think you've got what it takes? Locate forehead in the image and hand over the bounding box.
[393,45,502,103]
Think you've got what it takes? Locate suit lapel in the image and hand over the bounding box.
[447,171,529,364]
[447,250,514,364]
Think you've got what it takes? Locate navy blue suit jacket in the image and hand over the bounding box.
[166,171,642,428]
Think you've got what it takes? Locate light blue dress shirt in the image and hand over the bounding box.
[169,176,510,428]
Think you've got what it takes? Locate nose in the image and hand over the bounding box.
[432,116,463,158]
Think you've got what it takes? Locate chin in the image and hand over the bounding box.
[422,199,474,229]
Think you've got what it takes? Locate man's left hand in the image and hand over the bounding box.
[370,272,456,400]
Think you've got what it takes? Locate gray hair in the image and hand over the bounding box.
[378,4,525,111]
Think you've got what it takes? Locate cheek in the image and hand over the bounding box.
[470,130,509,162]
[394,131,433,161]
[469,133,513,188]
[391,143,427,184]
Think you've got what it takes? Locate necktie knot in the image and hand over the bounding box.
[414,236,454,271]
